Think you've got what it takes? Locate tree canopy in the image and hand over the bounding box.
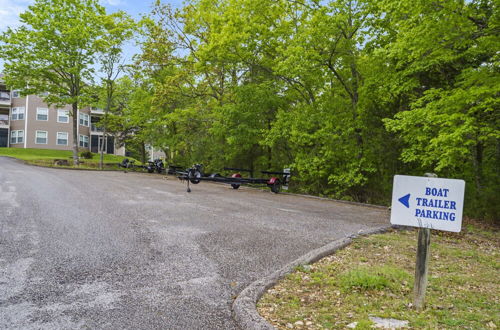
[2,0,497,220]
[129,0,498,220]
[0,0,129,164]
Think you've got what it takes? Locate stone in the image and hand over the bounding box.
[53,159,70,166]
[369,317,409,328]
[346,322,358,328]
[294,320,304,326]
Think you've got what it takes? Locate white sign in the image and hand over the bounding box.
[390,175,465,232]
[282,168,290,190]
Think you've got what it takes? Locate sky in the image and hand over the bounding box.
[0,0,185,71]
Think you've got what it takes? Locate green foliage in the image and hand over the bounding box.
[0,0,115,165]
[124,0,498,220]
[79,151,93,159]
[382,0,500,219]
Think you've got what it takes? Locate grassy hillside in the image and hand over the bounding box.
[0,148,137,168]
[258,221,499,329]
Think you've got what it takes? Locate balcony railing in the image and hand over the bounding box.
[90,107,104,114]
[0,91,11,103]
[91,124,104,132]
[0,118,8,126]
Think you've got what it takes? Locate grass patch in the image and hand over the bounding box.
[339,266,410,292]
[0,147,139,170]
[258,219,499,329]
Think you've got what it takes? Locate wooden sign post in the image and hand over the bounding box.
[414,227,431,309]
[390,173,465,310]
[413,173,436,309]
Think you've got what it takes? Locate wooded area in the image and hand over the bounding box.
[2,0,498,220]
[128,0,498,220]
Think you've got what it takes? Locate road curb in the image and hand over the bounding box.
[279,191,388,210]
[232,225,392,330]
[0,156,140,173]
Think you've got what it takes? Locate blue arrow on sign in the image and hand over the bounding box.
[398,193,411,208]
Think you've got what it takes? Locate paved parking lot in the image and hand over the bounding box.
[0,157,389,329]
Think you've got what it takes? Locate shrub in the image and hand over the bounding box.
[80,151,93,159]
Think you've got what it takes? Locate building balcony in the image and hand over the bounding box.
[91,124,105,133]
[0,115,9,128]
[90,107,104,115]
[0,91,11,107]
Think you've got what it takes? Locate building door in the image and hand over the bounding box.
[90,135,114,154]
[0,129,8,147]
[91,135,99,153]
[106,136,114,155]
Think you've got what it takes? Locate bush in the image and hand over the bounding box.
[80,151,93,159]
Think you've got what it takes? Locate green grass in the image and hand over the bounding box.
[258,220,499,329]
[0,147,138,169]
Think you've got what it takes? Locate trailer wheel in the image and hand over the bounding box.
[189,169,202,184]
[231,173,241,190]
[270,179,281,193]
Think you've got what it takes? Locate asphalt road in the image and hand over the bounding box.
[0,157,389,329]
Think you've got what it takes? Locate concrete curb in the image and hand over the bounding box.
[232,225,392,330]
[0,156,143,173]
[279,191,389,210]
[198,180,389,211]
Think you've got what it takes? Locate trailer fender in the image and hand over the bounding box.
[231,173,241,189]
[267,177,279,185]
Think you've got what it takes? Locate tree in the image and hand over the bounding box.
[381,0,500,219]
[102,75,153,164]
[96,12,135,169]
[0,0,107,165]
[132,0,497,219]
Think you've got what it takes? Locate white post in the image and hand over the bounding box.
[24,95,29,148]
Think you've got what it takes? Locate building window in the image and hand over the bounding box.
[10,130,24,144]
[35,130,48,144]
[79,135,89,148]
[11,107,25,120]
[57,132,69,145]
[79,113,89,126]
[57,109,69,123]
[12,90,20,98]
[36,107,49,121]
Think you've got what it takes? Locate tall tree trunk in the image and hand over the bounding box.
[473,140,483,192]
[141,142,146,164]
[99,131,106,170]
[350,59,363,160]
[72,102,79,166]
[99,105,110,170]
[162,148,170,162]
[267,119,272,169]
